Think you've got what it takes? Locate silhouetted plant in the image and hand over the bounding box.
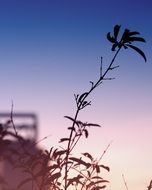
[63,24,146,190]
[0,25,147,190]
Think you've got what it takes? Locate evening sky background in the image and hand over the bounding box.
[0,0,152,190]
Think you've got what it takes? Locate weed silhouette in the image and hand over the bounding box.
[0,25,147,190]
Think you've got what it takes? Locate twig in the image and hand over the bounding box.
[100,57,103,77]
[32,134,52,146]
[122,174,129,190]
[98,140,113,162]
[147,180,152,190]
[10,101,18,137]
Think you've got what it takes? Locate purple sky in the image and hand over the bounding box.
[0,1,152,190]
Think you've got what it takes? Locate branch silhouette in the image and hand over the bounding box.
[64,24,146,190]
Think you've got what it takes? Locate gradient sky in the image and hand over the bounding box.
[0,0,152,190]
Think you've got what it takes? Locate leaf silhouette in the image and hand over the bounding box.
[126,44,147,62]
[100,165,110,172]
[49,164,60,170]
[78,92,88,103]
[92,176,104,180]
[114,25,121,39]
[120,28,130,42]
[95,164,100,173]
[91,185,106,190]
[82,152,93,161]
[84,129,89,138]
[128,31,140,36]
[64,116,79,127]
[69,157,91,168]
[67,175,83,187]
[64,116,76,122]
[87,180,108,189]
[59,138,70,143]
[46,172,61,183]
[87,170,91,177]
[107,32,115,43]
[87,123,101,127]
[53,150,67,158]
[127,36,146,43]
[68,126,75,131]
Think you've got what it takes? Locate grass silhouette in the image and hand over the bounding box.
[0,25,149,190]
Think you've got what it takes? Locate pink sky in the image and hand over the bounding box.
[0,1,152,190]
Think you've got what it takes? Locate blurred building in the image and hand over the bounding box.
[0,112,47,190]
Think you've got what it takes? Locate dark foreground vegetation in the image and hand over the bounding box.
[0,25,151,190]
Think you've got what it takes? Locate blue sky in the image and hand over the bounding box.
[0,0,152,190]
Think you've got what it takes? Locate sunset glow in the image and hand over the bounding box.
[0,1,152,190]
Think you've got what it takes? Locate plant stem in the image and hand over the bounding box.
[64,47,122,190]
[64,109,80,189]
